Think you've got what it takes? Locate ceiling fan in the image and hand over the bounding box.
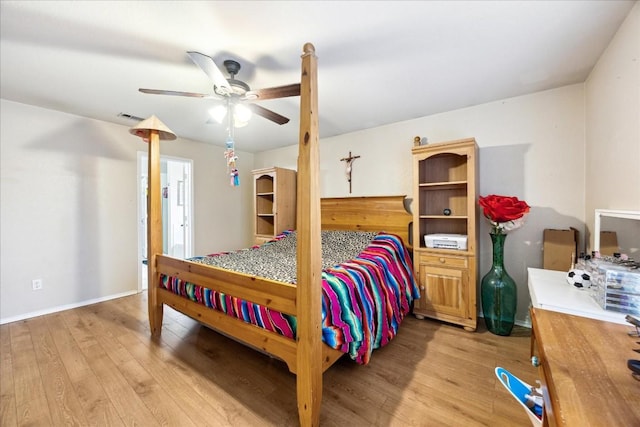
[139,52,300,126]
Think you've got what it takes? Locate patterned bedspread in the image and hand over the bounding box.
[160,230,419,364]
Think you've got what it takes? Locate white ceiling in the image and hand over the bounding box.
[1,1,635,153]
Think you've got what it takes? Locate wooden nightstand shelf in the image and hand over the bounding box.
[411,138,478,331]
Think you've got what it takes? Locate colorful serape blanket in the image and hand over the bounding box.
[160,231,419,364]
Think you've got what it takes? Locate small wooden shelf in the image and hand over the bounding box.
[419,215,468,219]
[256,193,274,216]
[417,151,468,184]
[252,167,296,245]
[418,181,467,188]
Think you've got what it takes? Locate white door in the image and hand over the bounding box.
[138,153,194,290]
[166,160,191,258]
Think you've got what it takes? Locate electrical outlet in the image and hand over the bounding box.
[32,279,43,291]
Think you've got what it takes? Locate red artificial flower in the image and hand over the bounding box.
[478,195,530,232]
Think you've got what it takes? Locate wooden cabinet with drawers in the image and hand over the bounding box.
[411,138,478,331]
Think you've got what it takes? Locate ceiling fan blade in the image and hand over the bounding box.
[187,51,232,95]
[244,83,300,101]
[248,104,290,125]
[139,88,220,99]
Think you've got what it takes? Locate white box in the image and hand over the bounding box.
[424,234,468,250]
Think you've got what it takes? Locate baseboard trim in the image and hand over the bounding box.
[515,319,532,329]
[0,290,140,325]
[479,314,532,329]
[4,294,534,328]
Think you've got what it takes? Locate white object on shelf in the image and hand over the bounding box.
[423,233,467,250]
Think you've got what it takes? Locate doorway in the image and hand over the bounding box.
[137,152,194,290]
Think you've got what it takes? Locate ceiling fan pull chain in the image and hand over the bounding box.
[224,101,240,187]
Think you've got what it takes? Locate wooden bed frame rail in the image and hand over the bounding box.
[156,255,298,315]
[155,255,345,376]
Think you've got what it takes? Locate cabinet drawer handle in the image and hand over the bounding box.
[531,356,540,367]
[439,257,445,263]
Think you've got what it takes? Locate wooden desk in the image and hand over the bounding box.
[531,308,640,426]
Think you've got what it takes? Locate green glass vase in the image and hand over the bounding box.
[481,232,517,336]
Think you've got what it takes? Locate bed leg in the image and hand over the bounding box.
[297,366,321,426]
[148,286,163,336]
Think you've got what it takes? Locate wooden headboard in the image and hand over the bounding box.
[320,195,412,246]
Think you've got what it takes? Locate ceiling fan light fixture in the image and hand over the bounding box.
[209,103,252,128]
[234,103,253,123]
[209,105,227,124]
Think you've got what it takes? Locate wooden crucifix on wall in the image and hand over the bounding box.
[340,151,361,194]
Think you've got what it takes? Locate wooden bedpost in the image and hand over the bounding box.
[296,42,322,427]
[129,116,176,336]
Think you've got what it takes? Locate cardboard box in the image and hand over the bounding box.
[599,231,619,256]
[543,228,578,272]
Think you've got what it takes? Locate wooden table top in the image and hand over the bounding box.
[532,309,640,426]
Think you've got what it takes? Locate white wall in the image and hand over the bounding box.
[0,100,253,323]
[256,84,586,326]
[585,1,640,256]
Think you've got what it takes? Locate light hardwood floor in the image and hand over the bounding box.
[1,292,539,426]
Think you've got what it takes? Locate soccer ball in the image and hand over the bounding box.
[567,269,591,288]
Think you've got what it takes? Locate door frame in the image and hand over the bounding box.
[137,151,194,291]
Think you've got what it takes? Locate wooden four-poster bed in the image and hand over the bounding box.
[134,43,417,426]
